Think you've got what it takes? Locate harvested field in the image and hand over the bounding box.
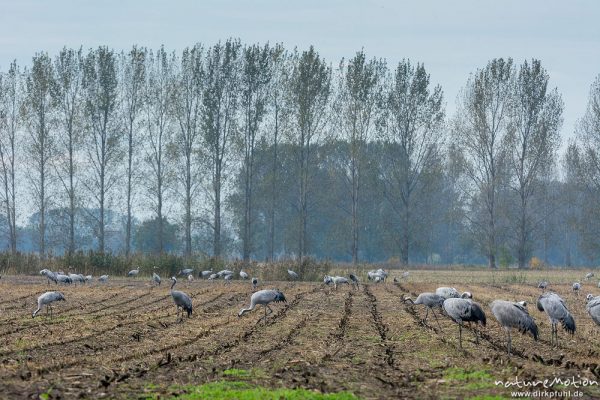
[2,270,600,399]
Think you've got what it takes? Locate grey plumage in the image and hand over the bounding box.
[349,274,359,288]
[224,274,233,284]
[179,268,194,276]
[169,277,192,320]
[217,269,234,278]
[586,294,600,326]
[152,272,161,286]
[33,291,66,318]
[585,272,595,281]
[128,267,140,277]
[40,269,58,284]
[251,277,258,290]
[200,270,213,279]
[323,275,350,290]
[403,292,444,329]
[443,298,486,348]
[56,274,72,284]
[436,287,472,300]
[98,275,109,283]
[287,269,299,280]
[238,289,287,323]
[537,292,575,347]
[490,300,538,355]
[239,270,249,280]
[538,281,548,290]
[572,282,581,296]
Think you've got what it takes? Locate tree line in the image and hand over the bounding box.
[0,39,599,267]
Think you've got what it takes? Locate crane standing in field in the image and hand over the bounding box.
[98,275,109,283]
[586,294,600,326]
[32,292,66,319]
[169,277,192,321]
[238,289,287,324]
[240,270,248,280]
[403,292,445,330]
[585,272,595,281]
[536,292,576,347]
[538,281,548,291]
[128,267,141,277]
[251,277,258,291]
[349,274,359,289]
[152,272,161,286]
[287,269,299,280]
[490,300,538,355]
[572,282,581,297]
[443,298,486,348]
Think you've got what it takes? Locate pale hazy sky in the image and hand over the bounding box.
[1,0,599,150]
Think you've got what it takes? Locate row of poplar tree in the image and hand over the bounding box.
[1,39,600,267]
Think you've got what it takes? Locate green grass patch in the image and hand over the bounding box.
[443,367,495,390]
[150,381,359,400]
[222,368,251,377]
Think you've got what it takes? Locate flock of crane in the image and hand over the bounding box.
[25,267,600,356]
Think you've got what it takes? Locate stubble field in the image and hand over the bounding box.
[2,270,600,399]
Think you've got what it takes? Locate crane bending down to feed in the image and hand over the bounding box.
[537,292,575,347]
[349,274,359,289]
[443,298,486,348]
[240,270,248,280]
[169,277,192,321]
[238,289,287,324]
[490,300,538,355]
[287,269,298,280]
[32,292,66,318]
[403,293,445,330]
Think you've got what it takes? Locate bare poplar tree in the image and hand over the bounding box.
[455,58,514,268]
[120,46,146,257]
[82,47,121,253]
[201,39,242,258]
[23,53,56,258]
[287,46,331,260]
[0,61,20,252]
[507,59,563,268]
[239,43,273,262]
[172,44,204,258]
[142,47,174,254]
[379,60,444,265]
[51,47,84,255]
[265,44,289,261]
[335,51,385,264]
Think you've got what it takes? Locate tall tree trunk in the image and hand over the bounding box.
[268,107,279,261]
[126,119,133,257]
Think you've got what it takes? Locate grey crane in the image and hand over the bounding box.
[128,267,141,277]
[252,277,258,291]
[69,273,85,284]
[200,270,213,279]
[436,287,472,300]
[324,275,350,290]
[179,268,194,276]
[152,272,161,286]
[368,268,388,282]
[169,277,192,320]
[572,282,581,296]
[403,292,445,329]
[538,281,548,291]
[349,274,359,289]
[402,271,410,279]
[187,274,194,282]
[536,292,576,347]
[585,272,595,281]
[32,291,66,318]
[40,269,58,284]
[490,300,538,355]
[224,274,233,284]
[442,298,486,348]
[56,274,72,284]
[217,269,234,278]
[287,269,299,280]
[239,270,249,280]
[208,273,218,280]
[84,275,93,283]
[98,275,109,283]
[238,289,287,324]
[586,294,600,326]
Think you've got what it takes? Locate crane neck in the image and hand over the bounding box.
[170,280,176,290]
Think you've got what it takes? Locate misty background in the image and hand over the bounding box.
[0,1,599,267]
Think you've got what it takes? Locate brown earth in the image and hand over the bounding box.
[1,272,600,399]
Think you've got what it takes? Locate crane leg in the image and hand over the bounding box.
[432,310,443,331]
[424,307,429,322]
[506,328,512,356]
[458,324,462,349]
[472,326,479,344]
